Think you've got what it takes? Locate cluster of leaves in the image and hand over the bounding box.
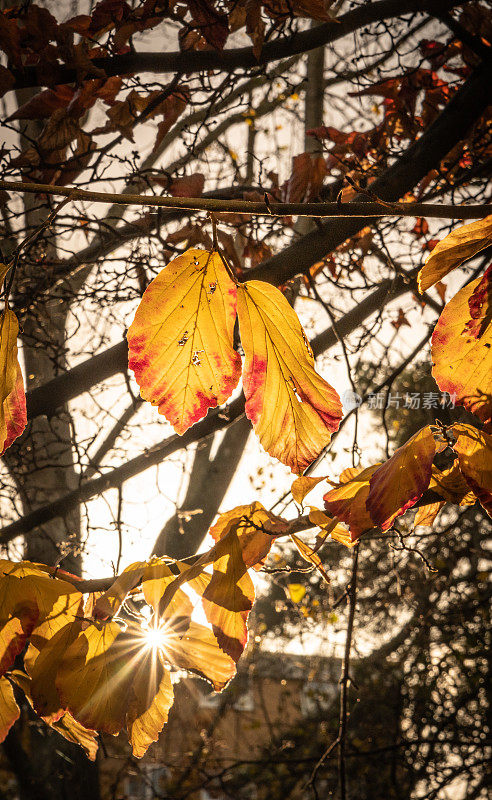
[0,212,490,756]
[0,502,290,758]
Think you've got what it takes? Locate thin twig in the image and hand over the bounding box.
[0,180,490,220]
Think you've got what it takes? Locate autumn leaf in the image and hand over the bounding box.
[323,465,380,540]
[414,501,443,528]
[307,508,355,548]
[209,502,289,569]
[142,559,194,621]
[290,534,330,584]
[93,561,146,620]
[236,280,342,473]
[163,620,235,691]
[29,620,83,721]
[12,669,99,761]
[366,426,439,530]
[0,308,27,456]
[291,475,327,506]
[201,530,255,662]
[464,264,492,340]
[56,621,134,734]
[0,562,82,677]
[451,424,492,516]
[126,656,174,759]
[428,461,476,506]
[287,583,306,603]
[432,276,492,425]
[417,216,492,293]
[128,249,241,435]
[56,620,175,753]
[0,676,19,743]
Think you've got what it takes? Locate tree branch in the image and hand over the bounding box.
[1,181,489,220]
[7,0,457,92]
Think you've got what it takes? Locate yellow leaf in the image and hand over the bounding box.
[432,276,492,425]
[451,424,492,516]
[165,620,236,691]
[10,670,98,761]
[30,620,83,721]
[290,534,330,584]
[236,281,342,473]
[93,561,146,620]
[128,248,241,435]
[287,584,306,603]
[127,658,174,758]
[414,501,443,528]
[57,621,178,753]
[418,216,492,293]
[291,475,326,506]
[0,308,27,456]
[0,676,19,743]
[56,621,134,734]
[142,559,194,620]
[201,530,255,662]
[0,562,82,677]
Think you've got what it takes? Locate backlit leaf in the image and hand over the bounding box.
[307,508,355,548]
[451,424,492,516]
[236,280,342,473]
[128,248,241,435]
[464,264,492,340]
[30,620,83,721]
[323,465,380,540]
[418,215,492,293]
[291,475,327,506]
[209,502,288,569]
[0,308,27,456]
[432,276,492,425]
[126,657,174,758]
[56,621,135,734]
[11,670,98,761]
[93,561,146,620]
[367,426,438,530]
[0,676,19,743]
[166,620,235,691]
[414,501,443,528]
[290,534,330,584]
[202,530,255,662]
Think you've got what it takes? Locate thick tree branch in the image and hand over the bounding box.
[7,0,458,92]
[248,59,492,285]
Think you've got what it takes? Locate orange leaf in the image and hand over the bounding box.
[451,424,492,516]
[164,620,236,691]
[367,426,438,530]
[202,530,255,662]
[128,249,241,435]
[236,281,342,473]
[0,677,19,743]
[418,216,492,293]
[291,475,327,506]
[0,308,27,456]
[290,534,330,584]
[432,276,492,425]
[323,465,380,540]
[209,502,288,570]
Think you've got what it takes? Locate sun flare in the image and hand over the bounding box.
[143,625,169,652]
